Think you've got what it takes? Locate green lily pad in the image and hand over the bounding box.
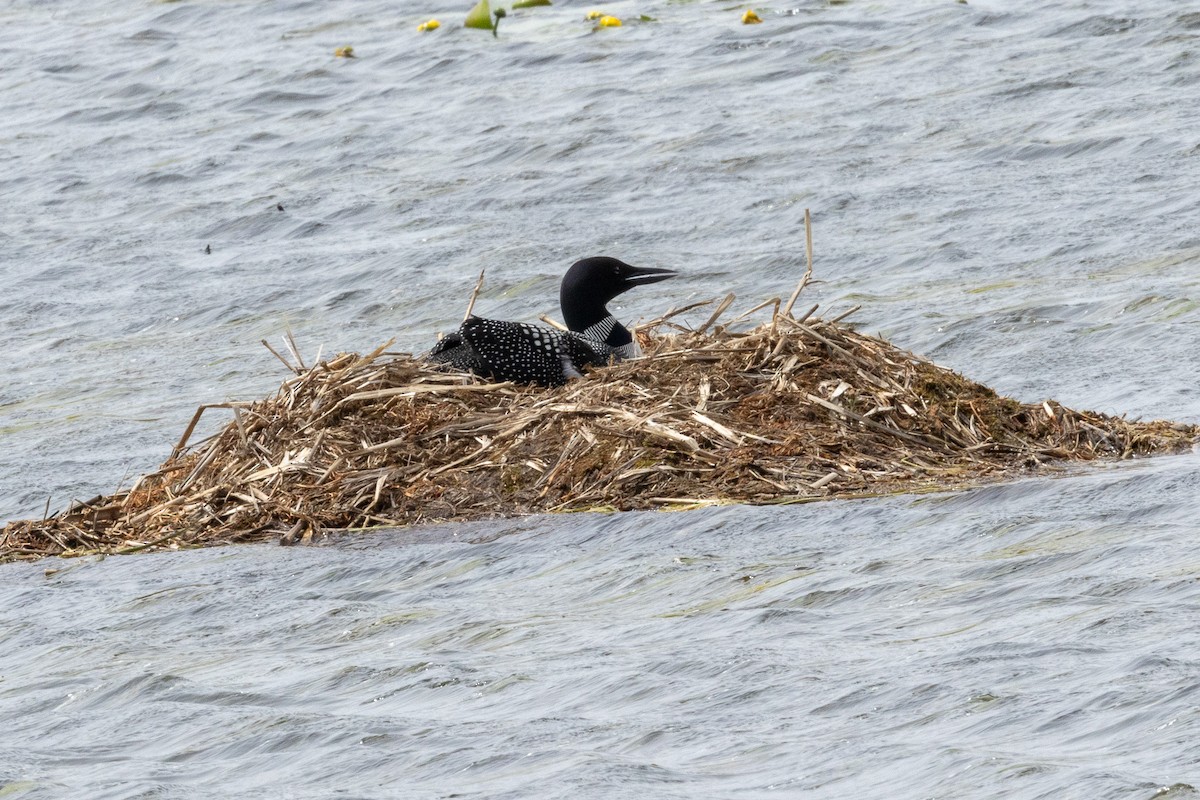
[465,0,494,29]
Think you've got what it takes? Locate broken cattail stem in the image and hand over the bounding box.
[463,269,486,322]
[284,330,306,372]
[781,209,816,319]
[829,305,861,325]
[538,315,569,331]
[262,338,300,374]
[697,293,736,335]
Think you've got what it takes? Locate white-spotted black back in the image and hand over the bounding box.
[427,331,484,373]
[428,316,622,387]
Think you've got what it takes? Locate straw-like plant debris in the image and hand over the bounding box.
[3,300,1196,562]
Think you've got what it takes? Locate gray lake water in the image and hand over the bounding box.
[2,0,1199,796]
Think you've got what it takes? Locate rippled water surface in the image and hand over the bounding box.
[5,455,1200,798]
[3,0,1200,796]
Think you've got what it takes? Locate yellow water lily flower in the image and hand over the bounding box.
[334,45,356,57]
[597,14,622,26]
[418,18,441,31]
[742,9,762,23]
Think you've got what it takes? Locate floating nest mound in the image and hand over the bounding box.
[3,304,1196,562]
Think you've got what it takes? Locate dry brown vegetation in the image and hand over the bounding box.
[3,295,1195,563]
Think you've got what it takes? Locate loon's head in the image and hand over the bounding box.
[559,257,677,345]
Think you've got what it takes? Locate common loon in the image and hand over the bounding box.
[427,256,677,387]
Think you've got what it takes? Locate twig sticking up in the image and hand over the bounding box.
[728,297,780,326]
[697,293,736,335]
[262,338,301,374]
[463,269,486,322]
[284,329,306,372]
[806,207,814,275]
[782,208,815,319]
[829,305,861,325]
[538,315,569,332]
[634,299,717,333]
